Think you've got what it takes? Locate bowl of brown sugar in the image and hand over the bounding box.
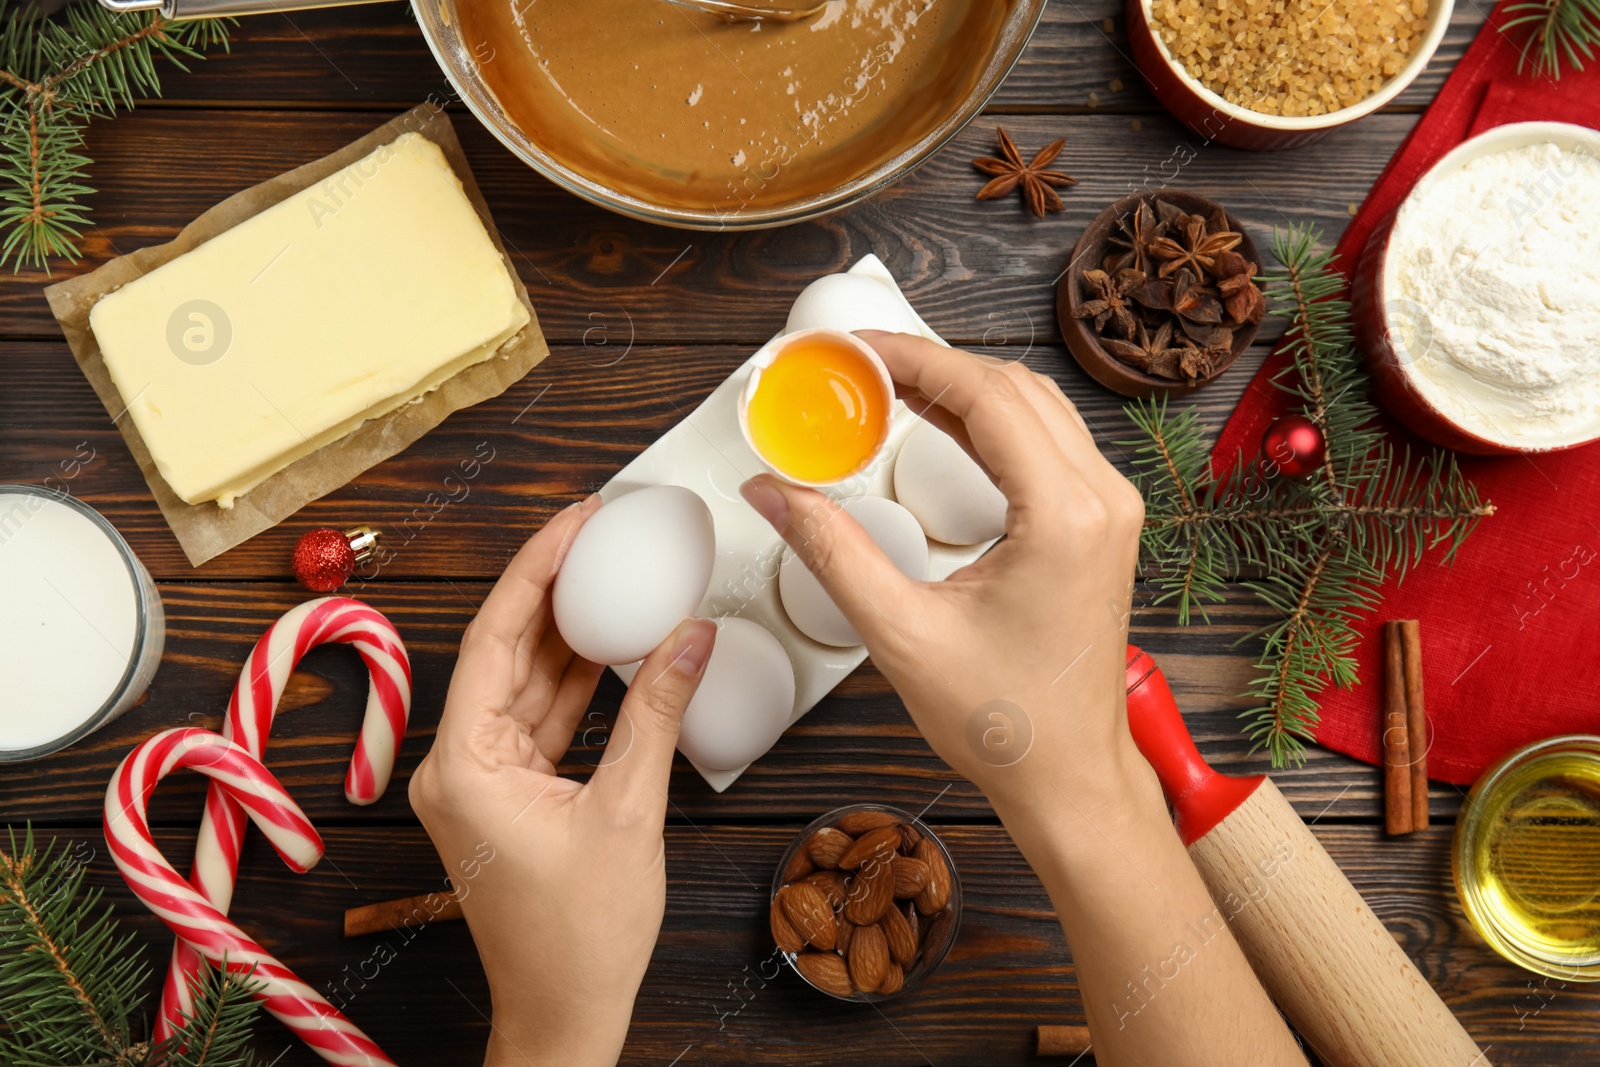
[441,0,1046,229]
[1126,0,1454,150]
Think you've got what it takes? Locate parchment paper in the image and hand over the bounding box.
[44,104,547,566]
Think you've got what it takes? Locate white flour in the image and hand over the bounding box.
[1385,139,1600,448]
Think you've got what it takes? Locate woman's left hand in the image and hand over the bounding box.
[409,495,716,1067]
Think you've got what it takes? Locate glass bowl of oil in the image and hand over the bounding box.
[1454,735,1600,981]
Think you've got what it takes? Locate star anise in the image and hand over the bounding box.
[1075,268,1145,339]
[1169,268,1223,327]
[1212,249,1266,325]
[973,128,1077,218]
[1150,211,1244,279]
[1101,319,1188,377]
[1106,200,1169,275]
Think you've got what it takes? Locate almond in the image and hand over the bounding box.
[904,901,920,949]
[898,822,923,854]
[837,810,902,837]
[879,903,917,965]
[840,825,901,870]
[794,951,854,998]
[807,827,854,870]
[891,855,929,899]
[921,905,956,963]
[804,869,848,910]
[770,891,805,954]
[914,838,951,914]
[876,962,904,995]
[847,921,890,993]
[835,917,854,955]
[781,881,837,950]
[782,847,815,884]
[842,855,894,925]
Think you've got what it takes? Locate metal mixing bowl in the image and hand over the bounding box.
[416,0,1048,229]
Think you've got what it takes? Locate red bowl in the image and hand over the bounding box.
[1127,0,1454,151]
[1350,121,1600,456]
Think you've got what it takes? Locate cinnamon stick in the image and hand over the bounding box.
[1036,1024,1093,1057]
[1400,619,1428,831]
[1382,621,1413,835]
[344,890,464,938]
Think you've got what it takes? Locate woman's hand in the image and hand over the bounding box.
[741,333,1304,1066]
[409,496,716,1067]
[739,330,1147,820]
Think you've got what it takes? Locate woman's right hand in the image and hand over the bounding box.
[738,331,1149,819]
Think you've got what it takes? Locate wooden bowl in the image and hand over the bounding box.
[1350,122,1600,455]
[1126,0,1454,151]
[1057,190,1261,398]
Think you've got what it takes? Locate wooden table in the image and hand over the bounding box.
[2,4,1595,1064]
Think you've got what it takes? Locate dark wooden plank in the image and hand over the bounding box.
[39,824,1596,1065]
[137,2,1486,114]
[0,580,1460,827]
[3,110,1405,338]
[0,339,1268,579]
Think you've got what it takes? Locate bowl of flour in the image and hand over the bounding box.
[1353,121,1600,454]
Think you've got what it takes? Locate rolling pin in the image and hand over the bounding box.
[1123,646,1484,1067]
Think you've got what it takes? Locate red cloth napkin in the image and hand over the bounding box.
[1209,3,1600,784]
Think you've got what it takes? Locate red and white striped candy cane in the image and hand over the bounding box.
[105,728,396,1067]
[159,597,412,1046]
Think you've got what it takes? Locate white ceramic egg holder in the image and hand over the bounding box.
[608,255,999,792]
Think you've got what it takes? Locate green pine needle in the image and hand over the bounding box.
[159,959,264,1067]
[0,826,264,1067]
[1504,0,1600,78]
[0,826,146,1065]
[0,1,231,273]
[1121,223,1494,768]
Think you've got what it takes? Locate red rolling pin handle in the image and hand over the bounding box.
[1123,646,1264,846]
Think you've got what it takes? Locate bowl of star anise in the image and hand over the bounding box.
[1057,191,1265,397]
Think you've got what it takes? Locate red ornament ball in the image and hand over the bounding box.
[293,527,358,592]
[1260,415,1327,478]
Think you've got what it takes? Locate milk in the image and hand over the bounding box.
[0,489,164,757]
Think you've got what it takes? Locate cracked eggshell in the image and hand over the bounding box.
[677,616,797,772]
[779,496,929,647]
[892,420,1008,546]
[785,273,918,336]
[552,486,715,665]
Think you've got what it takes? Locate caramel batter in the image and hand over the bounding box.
[460,0,1015,214]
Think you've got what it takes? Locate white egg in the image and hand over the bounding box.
[552,486,715,665]
[786,273,918,336]
[893,420,1008,546]
[677,616,797,772]
[779,496,929,647]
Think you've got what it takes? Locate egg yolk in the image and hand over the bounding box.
[746,337,889,484]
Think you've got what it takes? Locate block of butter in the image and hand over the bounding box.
[89,132,529,508]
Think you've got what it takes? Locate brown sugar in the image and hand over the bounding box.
[1152,0,1431,117]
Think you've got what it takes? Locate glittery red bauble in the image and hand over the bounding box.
[1260,415,1327,478]
[293,527,357,592]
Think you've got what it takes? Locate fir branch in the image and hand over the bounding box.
[158,959,262,1067]
[0,1,231,273]
[0,825,145,1065]
[1123,222,1493,766]
[0,827,264,1067]
[1504,0,1600,78]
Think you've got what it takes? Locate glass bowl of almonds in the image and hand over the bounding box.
[770,804,961,1002]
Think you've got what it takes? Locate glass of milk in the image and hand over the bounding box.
[0,486,165,760]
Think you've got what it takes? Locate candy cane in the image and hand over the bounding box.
[158,597,412,1047]
[105,728,396,1067]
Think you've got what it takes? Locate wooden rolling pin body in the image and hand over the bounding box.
[1125,647,1485,1067]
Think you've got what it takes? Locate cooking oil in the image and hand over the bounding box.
[1454,736,1600,981]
